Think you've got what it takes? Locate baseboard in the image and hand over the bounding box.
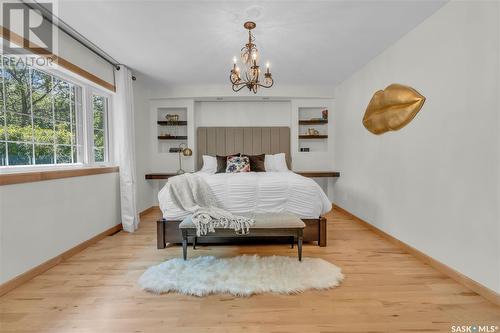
[333,204,500,307]
[139,206,159,218]
[0,224,122,297]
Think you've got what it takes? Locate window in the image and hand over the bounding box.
[92,94,108,163]
[0,55,111,167]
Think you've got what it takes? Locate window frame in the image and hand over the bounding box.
[0,57,114,172]
[86,88,112,165]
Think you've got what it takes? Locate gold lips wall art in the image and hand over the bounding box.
[362,84,426,135]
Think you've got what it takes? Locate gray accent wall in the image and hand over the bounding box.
[197,127,291,170]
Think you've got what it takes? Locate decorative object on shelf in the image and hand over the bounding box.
[307,128,320,136]
[363,83,426,135]
[176,143,192,174]
[163,114,180,137]
[300,148,310,152]
[229,21,274,94]
[322,109,328,120]
[165,114,179,122]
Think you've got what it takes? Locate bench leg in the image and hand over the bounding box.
[290,236,294,249]
[297,229,304,261]
[157,220,166,249]
[182,230,188,260]
[193,236,197,250]
[298,236,303,261]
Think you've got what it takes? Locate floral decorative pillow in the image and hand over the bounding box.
[226,156,251,173]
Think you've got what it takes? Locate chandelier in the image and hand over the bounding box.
[230,21,274,94]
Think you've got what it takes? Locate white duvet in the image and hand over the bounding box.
[158,171,332,220]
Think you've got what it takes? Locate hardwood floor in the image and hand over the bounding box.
[1,207,499,333]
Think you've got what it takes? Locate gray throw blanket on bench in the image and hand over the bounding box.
[168,173,254,236]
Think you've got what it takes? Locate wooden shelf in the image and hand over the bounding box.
[157,121,187,126]
[145,173,177,180]
[299,135,328,139]
[299,119,328,125]
[296,171,340,178]
[158,136,187,140]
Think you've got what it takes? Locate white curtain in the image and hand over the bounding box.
[113,66,139,232]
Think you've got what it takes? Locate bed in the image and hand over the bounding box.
[156,126,332,247]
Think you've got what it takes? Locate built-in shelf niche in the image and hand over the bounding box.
[298,106,329,152]
[157,107,188,153]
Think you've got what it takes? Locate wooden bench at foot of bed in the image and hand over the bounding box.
[179,213,306,261]
[157,215,327,248]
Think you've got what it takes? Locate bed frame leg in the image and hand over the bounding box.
[182,230,188,260]
[319,216,327,247]
[157,220,166,249]
[193,236,197,249]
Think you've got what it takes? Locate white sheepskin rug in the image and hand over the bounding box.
[138,255,344,296]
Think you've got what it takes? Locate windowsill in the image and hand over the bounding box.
[0,163,116,173]
[0,165,119,186]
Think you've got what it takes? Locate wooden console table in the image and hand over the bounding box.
[145,173,177,180]
[145,171,340,180]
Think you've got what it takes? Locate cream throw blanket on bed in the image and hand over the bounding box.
[168,173,254,236]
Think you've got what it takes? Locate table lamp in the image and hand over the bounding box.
[177,143,192,174]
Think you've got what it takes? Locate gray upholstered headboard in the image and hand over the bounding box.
[196,127,291,170]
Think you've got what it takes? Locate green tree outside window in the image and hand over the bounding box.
[0,56,80,166]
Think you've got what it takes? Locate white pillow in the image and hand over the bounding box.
[200,155,217,173]
[273,153,289,172]
[264,153,289,172]
[264,154,274,171]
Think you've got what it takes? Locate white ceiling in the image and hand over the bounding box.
[58,0,446,87]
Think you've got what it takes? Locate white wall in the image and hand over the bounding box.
[133,76,155,213]
[333,1,499,292]
[195,101,291,127]
[148,84,335,100]
[0,173,121,284]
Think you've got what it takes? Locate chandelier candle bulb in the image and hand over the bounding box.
[229,21,274,93]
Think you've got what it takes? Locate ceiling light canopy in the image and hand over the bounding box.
[230,21,273,94]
